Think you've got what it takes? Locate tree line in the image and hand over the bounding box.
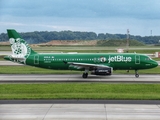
[0,30,160,44]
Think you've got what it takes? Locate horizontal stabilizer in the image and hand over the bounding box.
[4,55,25,61]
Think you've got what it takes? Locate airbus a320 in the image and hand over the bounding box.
[4,29,158,78]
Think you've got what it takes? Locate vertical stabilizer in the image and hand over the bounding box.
[7,29,36,59]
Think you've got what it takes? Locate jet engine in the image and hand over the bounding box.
[91,67,112,76]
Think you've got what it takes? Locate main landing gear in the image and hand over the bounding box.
[82,69,89,78]
[135,70,139,78]
[82,73,88,78]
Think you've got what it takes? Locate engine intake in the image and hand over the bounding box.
[91,67,112,75]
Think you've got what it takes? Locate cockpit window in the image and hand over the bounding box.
[145,57,152,61]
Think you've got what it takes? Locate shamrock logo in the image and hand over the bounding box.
[14,47,22,54]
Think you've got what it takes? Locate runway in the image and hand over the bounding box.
[0,51,11,55]
[0,74,160,83]
[0,61,23,65]
[0,103,160,120]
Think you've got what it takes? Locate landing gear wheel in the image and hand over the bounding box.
[135,74,139,78]
[82,73,88,78]
[135,70,139,78]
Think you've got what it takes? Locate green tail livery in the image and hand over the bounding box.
[4,29,158,78]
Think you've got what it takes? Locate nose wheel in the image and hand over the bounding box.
[135,70,139,78]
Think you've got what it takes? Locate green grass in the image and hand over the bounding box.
[0,65,160,74]
[0,55,5,60]
[0,83,160,100]
[0,46,10,51]
[1,46,160,53]
[153,57,160,61]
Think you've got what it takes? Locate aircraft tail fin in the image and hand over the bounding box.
[7,29,36,59]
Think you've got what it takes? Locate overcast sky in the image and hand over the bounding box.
[1,0,160,36]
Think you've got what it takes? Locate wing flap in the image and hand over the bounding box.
[67,62,110,69]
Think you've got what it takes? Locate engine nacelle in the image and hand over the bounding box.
[91,67,112,76]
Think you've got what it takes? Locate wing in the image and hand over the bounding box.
[64,61,110,70]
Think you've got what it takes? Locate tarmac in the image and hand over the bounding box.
[0,74,160,83]
[0,103,160,120]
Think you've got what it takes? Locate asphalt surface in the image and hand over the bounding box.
[0,61,23,65]
[0,74,160,83]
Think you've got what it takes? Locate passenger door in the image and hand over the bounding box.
[34,55,39,65]
[135,55,140,64]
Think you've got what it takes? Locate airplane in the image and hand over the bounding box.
[4,29,158,78]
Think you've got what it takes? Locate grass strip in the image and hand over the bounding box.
[0,83,160,100]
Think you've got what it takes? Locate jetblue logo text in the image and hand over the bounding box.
[108,55,132,63]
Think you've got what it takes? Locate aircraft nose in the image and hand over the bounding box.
[153,61,158,67]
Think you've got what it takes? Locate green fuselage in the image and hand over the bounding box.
[25,53,158,70]
[4,29,159,78]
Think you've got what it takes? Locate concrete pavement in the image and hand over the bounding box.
[0,104,160,120]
